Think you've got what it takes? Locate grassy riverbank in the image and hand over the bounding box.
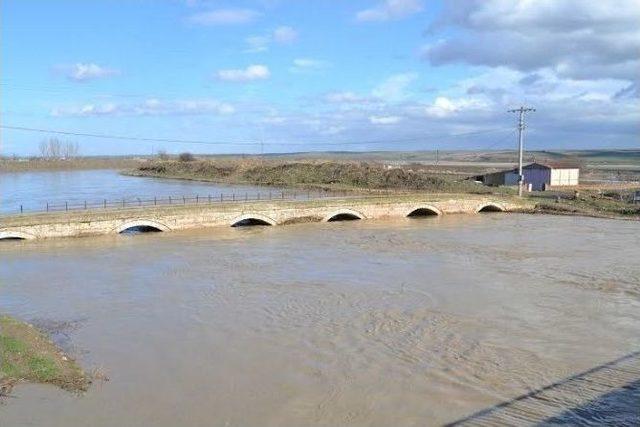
[0,315,89,396]
[128,159,514,195]
[533,189,640,219]
[0,157,143,172]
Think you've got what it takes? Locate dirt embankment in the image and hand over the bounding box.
[127,159,514,195]
[533,189,640,220]
[0,315,91,397]
[0,157,145,172]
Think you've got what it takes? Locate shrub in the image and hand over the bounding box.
[178,152,195,162]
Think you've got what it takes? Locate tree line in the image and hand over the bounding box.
[38,138,80,159]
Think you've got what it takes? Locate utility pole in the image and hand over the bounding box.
[508,106,535,196]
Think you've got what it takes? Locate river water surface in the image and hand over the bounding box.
[0,169,291,214]
[1,214,639,426]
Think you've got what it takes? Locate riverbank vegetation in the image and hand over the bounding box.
[128,158,514,194]
[0,315,90,397]
[0,156,143,172]
[533,189,640,219]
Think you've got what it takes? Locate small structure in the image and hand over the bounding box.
[473,162,580,191]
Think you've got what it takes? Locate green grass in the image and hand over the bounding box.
[0,315,89,393]
[28,356,59,381]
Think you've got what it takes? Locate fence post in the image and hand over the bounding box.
[232,193,235,201]
[122,198,125,208]
[84,201,87,210]
[183,196,186,204]
[220,193,223,202]
[154,197,157,206]
[20,205,23,214]
[65,201,68,211]
[208,194,211,204]
[169,196,172,204]
[104,199,106,209]
[46,202,49,212]
[196,195,199,204]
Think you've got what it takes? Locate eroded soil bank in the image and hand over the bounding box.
[0,315,89,396]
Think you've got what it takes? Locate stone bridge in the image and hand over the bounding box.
[0,194,533,240]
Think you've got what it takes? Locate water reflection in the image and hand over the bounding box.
[0,169,291,214]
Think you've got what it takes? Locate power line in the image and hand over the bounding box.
[1,125,260,146]
[0,124,512,148]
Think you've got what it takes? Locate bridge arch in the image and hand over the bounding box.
[476,202,506,213]
[323,208,366,222]
[115,219,171,234]
[406,205,442,217]
[0,230,36,241]
[230,213,277,227]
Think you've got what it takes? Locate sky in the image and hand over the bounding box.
[1,0,639,155]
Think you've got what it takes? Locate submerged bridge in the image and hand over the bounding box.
[0,194,532,240]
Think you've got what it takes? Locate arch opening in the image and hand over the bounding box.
[323,209,365,222]
[407,207,440,217]
[478,204,505,213]
[327,213,361,222]
[115,220,170,234]
[0,231,35,241]
[230,213,277,227]
[119,225,164,234]
[232,218,273,227]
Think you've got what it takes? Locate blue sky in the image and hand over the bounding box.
[2,0,639,155]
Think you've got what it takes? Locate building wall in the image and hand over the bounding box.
[483,172,506,186]
[504,172,519,186]
[523,167,551,191]
[550,168,579,186]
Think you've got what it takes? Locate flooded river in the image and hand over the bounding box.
[0,169,290,214]
[1,214,639,426]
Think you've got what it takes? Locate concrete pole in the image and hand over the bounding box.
[509,106,535,197]
[517,109,525,197]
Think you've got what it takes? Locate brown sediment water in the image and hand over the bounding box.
[0,214,638,426]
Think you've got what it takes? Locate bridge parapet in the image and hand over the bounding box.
[0,194,532,240]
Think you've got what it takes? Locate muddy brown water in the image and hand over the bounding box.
[1,214,639,426]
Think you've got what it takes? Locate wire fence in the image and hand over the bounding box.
[8,189,364,215]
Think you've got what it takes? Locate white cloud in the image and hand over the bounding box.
[289,58,330,73]
[216,65,270,82]
[51,98,235,117]
[244,35,271,53]
[356,0,423,22]
[324,91,374,104]
[273,26,298,43]
[245,26,298,53]
[61,63,120,82]
[372,72,418,100]
[187,8,260,25]
[424,0,640,81]
[424,97,489,118]
[369,115,402,124]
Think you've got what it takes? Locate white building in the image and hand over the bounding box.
[475,162,580,191]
